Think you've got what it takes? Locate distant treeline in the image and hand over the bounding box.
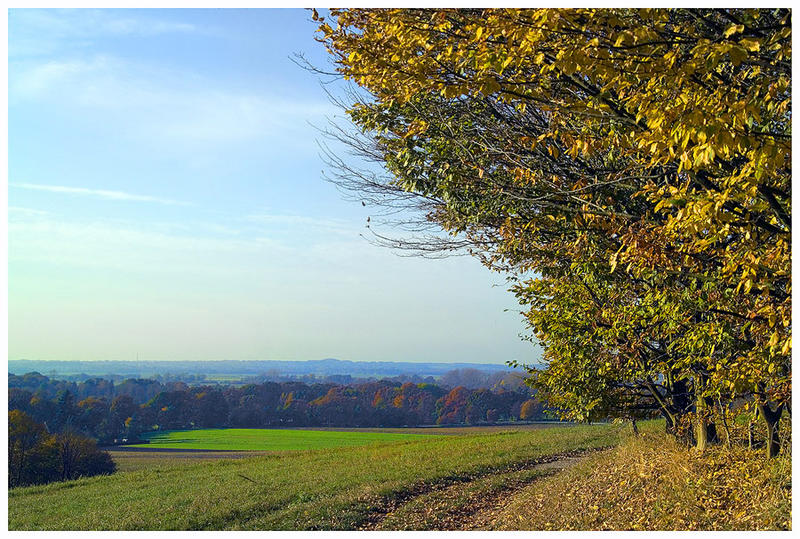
[8,359,519,382]
[9,372,548,444]
[8,367,521,391]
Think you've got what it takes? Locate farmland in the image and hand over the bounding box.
[126,427,434,451]
[9,422,791,530]
[107,424,572,472]
[9,423,619,530]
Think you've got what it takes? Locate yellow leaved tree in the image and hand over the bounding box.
[318,8,790,457]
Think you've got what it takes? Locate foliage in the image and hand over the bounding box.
[519,399,541,421]
[8,410,59,488]
[8,410,116,488]
[9,373,546,443]
[316,8,791,452]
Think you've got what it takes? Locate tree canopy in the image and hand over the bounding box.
[317,8,791,455]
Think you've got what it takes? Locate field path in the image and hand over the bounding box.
[359,447,610,530]
[439,456,584,530]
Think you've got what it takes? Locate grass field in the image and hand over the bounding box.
[13,422,786,530]
[109,424,572,473]
[127,428,434,451]
[9,424,620,530]
[295,422,576,435]
[107,450,272,473]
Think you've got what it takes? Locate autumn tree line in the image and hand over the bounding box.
[9,372,543,488]
[315,8,791,458]
[9,371,544,444]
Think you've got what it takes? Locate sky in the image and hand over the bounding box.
[7,8,542,365]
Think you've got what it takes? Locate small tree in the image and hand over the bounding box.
[8,410,115,488]
[519,399,540,421]
[9,410,58,487]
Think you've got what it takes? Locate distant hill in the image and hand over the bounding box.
[8,358,524,380]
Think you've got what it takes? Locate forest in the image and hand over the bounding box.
[8,371,547,445]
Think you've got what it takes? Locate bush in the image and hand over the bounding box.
[9,410,116,488]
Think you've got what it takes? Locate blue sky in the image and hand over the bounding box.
[7,8,541,365]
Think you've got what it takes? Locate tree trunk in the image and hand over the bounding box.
[694,394,718,451]
[756,401,784,458]
[663,410,675,434]
[695,416,708,450]
[717,397,732,448]
[630,418,639,436]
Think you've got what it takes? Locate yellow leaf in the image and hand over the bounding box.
[723,24,744,38]
[739,38,760,52]
[729,46,747,66]
[768,331,779,347]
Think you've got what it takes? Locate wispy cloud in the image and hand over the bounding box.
[8,205,49,214]
[10,182,189,206]
[9,57,103,97]
[13,9,200,37]
[9,9,203,57]
[9,54,337,145]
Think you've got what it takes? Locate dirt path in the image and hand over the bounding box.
[358,447,609,530]
[445,456,584,530]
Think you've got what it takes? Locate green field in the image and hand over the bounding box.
[9,424,620,530]
[128,428,434,451]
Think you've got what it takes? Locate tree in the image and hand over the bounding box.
[55,430,116,482]
[436,386,471,424]
[9,410,57,487]
[76,397,111,441]
[193,389,230,428]
[317,8,791,456]
[9,410,115,487]
[109,394,139,439]
[8,388,33,415]
[53,390,78,432]
[310,387,365,426]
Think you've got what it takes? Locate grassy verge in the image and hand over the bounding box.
[494,423,791,530]
[9,424,618,530]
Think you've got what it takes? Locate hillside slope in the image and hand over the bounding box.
[9,425,617,530]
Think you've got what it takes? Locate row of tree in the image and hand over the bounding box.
[8,367,518,401]
[9,373,547,444]
[316,8,791,457]
[10,372,163,402]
